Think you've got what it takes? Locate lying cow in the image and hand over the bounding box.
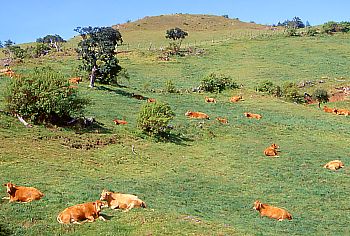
[100,189,146,212]
[147,98,156,103]
[323,160,344,171]
[335,108,350,116]
[230,95,243,103]
[69,77,82,84]
[205,97,217,103]
[3,182,44,203]
[244,112,262,120]
[57,200,106,224]
[253,200,292,221]
[113,119,128,125]
[264,143,279,157]
[216,117,228,124]
[185,111,210,119]
[323,106,337,114]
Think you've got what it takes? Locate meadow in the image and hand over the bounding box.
[0,15,350,235]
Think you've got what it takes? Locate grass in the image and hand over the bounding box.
[1,15,350,235]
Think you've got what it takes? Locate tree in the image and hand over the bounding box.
[74,26,123,88]
[305,21,311,27]
[312,89,329,108]
[0,41,3,48]
[2,39,25,60]
[36,34,66,52]
[165,27,188,54]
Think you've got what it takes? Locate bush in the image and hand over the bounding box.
[200,73,238,93]
[164,80,177,93]
[256,80,282,97]
[4,67,89,124]
[137,102,175,136]
[305,27,318,36]
[312,89,329,107]
[282,82,304,103]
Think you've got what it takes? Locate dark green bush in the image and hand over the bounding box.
[4,67,89,124]
[312,89,329,107]
[200,73,238,93]
[137,102,175,136]
[257,80,282,97]
[282,82,304,103]
[164,80,177,93]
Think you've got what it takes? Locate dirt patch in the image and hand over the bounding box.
[329,92,348,102]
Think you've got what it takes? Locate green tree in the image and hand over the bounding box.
[4,67,89,125]
[74,26,123,88]
[312,89,329,108]
[165,27,188,54]
[36,34,66,52]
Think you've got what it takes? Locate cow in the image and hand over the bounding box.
[69,77,82,84]
[3,182,44,203]
[323,106,337,114]
[323,160,344,171]
[131,93,145,100]
[216,117,228,124]
[244,112,262,120]
[264,143,279,157]
[100,189,146,212]
[113,119,128,125]
[185,111,210,119]
[205,97,217,103]
[230,95,243,103]
[147,98,156,103]
[335,108,350,116]
[253,200,292,221]
[57,200,106,224]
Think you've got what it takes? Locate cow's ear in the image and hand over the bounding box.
[3,183,6,186]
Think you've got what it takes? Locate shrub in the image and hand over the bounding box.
[312,89,329,108]
[282,82,304,103]
[200,73,238,93]
[305,27,318,36]
[164,80,177,93]
[256,80,282,97]
[4,67,89,124]
[137,102,175,136]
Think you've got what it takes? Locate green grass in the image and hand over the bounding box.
[0,23,350,235]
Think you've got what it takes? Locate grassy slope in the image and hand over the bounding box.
[1,15,350,235]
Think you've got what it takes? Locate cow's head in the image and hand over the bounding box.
[253,200,262,210]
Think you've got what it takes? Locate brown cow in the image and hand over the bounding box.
[113,119,128,125]
[253,200,292,221]
[323,160,344,171]
[3,182,44,203]
[335,108,350,116]
[205,97,217,103]
[323,106,337,114]
[264,143,279,157]
[216,117,228,124]
[57,200,106,224]
[185,111,210,119]
[100,189,147,212]
[147,98,156,103]
[244,112,262,120]
[69,77,82,84]
[230,95,243,103]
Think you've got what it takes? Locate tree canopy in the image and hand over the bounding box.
[74,26,123,87]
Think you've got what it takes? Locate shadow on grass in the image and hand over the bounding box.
[61,118,112,134]
[0,223,13,236]
[153,132,193,146]
[97,86,149,100]
[100,213,114,221]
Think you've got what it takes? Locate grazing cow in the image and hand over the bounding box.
[230,95,243,103]
[147,98,156,103]
[335,108,350,116]
[323,106,337,114]
[57,200,106,224]
[205,97,217,103]
[113,119,128,125]
[216,117,228,124]
[185,111,210,119]
[132,93,145,100]
[100,189,146,212]
[253,200,292,221]
[3,182,44,203]
[323,160,344,171]
[69,77,82,84]
[264,143,279,157]
[244,112,262,120]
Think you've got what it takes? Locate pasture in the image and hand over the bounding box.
[0,15,350,235]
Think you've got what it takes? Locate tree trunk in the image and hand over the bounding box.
[89,65,97,88]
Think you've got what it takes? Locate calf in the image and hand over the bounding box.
[253,200,292,221]
[69,77,82,84]
[100,189,146,212]
[57,200,106,224]
[264,143,279,157]
[113,119,128,125]
[216,117,228,124]
[3,182,44,203]
[323,160,344,171]
[205,97,217,103]
[244,112,262,120]
[230,95,243,103]
[185,111,210,119]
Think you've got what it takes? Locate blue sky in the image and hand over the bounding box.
[1,0,349,44]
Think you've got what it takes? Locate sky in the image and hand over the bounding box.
[1,0,350,44]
